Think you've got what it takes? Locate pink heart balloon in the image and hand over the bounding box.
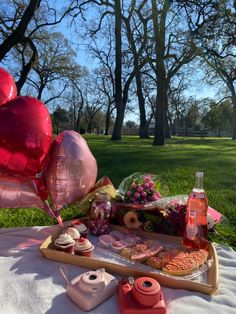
[45,130,97,212]
[0,67,17,106]
[0,96,52,178]
[0,171,59,220]
[0,171,44,208]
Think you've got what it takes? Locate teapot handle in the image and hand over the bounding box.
[60,265,70,286]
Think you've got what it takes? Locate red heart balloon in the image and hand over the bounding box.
[0,96,52,177]
[0,67,17,106]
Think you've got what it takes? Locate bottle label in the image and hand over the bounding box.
[186,224,198,240]
[186,210,198,239]
[192,192,206,199]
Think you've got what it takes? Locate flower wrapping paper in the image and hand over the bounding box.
[111,195,188,236]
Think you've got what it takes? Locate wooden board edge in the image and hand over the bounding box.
[39,224,218,295]
[40,246,215,295]
[207,243,219,295]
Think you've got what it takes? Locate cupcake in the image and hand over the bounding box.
[74,237,94,257]
[72,222,88,238]
[54,233,75,254]
[65,227,81,240]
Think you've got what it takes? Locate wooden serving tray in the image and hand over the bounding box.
[40,222,219,295]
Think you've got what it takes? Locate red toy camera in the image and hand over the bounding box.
[118,276,166,314]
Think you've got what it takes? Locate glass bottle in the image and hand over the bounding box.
[88,192,111,236]
[183,172,209,250]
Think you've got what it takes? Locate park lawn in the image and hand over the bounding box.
[0,135,236,249]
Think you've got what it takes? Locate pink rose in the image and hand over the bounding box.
[144,175,151,183]
[134,192,140,199]
[137,186,143,192]
[148,180,155,187]
[126,190,131,197]
[141,191,147,198]
[151,194,159,201]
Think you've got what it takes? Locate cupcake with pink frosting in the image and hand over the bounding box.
[54,233,75,254]
[65,227,81,240]
[72,222,88,238]
[74,237,94,257]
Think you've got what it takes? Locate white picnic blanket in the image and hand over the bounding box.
[0,225,236,314]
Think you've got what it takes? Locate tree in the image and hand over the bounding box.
[0,0,41,61]
[122,0,150,138]
[197,0,236,138]
[26,31,77,103]
[125,120,138,128]
[0,0,77,93]
[89,27,116,135]
[202,99,233,136]
[15,37,38,94]
[71,1,141,140]
[52,106,69,134]
[148,0,205,145]
[69,77,85,132]
[150,0,170,145]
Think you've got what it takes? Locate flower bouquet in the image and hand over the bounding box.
[112,172,187,236]
[118,172,162,204]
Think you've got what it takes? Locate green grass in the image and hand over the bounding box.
[1,135,236,249]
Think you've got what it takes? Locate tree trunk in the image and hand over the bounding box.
[165,89,171,138]
[104,105,111,135]
[124,14,148,139]
[136,71,149,138]
[0,0,40,61]
[75,113,81,132]
[87,120,92,134]
[16,38,38,95]
[112,106,124,140]
[37,82,45,100]
[153,62,166,146]
[165,115,171,138]
[151,0,167,146]
[111,0,123,140]
[232,94,236,139]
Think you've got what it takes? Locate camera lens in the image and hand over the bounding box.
[141,280,152,288]
[88,274,97,280]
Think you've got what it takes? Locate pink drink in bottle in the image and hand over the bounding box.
[183,172,209,250]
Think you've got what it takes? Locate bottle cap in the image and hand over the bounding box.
[195,172,204,177]
[95,192,110,201]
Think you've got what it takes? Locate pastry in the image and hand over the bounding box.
[120,247,133,259]
[74,237,94,257]
[162,248,208,276]
[72,222,88,238]
[162,257,198,276]
[187,249,209,267]
[65,227,81,240]
[131,244,163,262]
[146,256,162,269]
[54,233,75,253]
[162,248,188,267]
